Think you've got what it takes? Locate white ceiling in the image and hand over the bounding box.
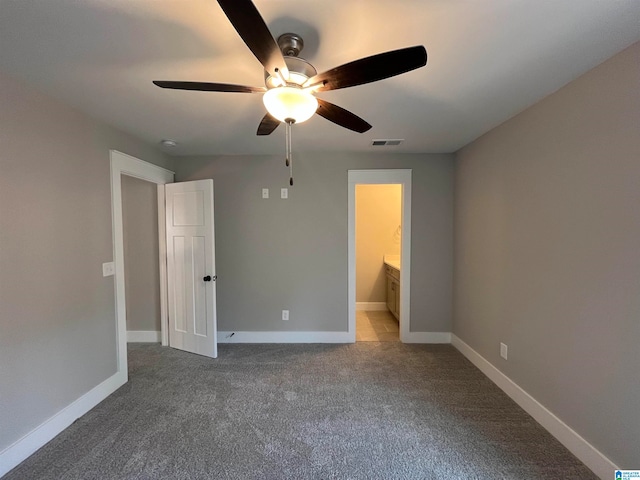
[1,0,638,156]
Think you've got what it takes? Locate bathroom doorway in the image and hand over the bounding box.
[355,184,402,342]
[347,170,411,343]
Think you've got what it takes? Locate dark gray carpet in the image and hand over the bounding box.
[5,343,597,479]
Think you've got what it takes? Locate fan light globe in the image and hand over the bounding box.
[263,87,318,124]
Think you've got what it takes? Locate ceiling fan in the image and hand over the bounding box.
[154,0,428,183]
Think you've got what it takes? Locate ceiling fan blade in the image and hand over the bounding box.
[315,98,372,133]
[257,112,281,135]
[304,46,427,92]
[216,0,289,80]
[153,81,265,93]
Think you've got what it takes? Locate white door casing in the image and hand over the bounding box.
[165,180,218,358]
[110,150,174,379]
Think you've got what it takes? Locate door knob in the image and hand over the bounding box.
[203,275,212,282]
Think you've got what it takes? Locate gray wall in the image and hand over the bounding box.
[174,152,454,333]
[453,42,640,467]
[122,175,161,332]
[0,70,171,452]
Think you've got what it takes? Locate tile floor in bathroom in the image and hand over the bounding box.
[356,310,400,342]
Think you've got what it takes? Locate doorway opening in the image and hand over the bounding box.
[121,175,162,343]
[348,170,411,343]
[355,184,402,342]
[110,150,174,381]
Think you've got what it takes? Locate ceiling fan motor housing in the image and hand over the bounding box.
[277,33,304,57]
[265,55,317,88]
[264,34,317,88]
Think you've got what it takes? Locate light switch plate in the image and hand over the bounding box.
[262,188,269,199]
[282,310,289,321]
[281,188,288,199]
[500,342,508,360]
[102,262,115,277]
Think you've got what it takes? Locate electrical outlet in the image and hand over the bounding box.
[262,188,269,199]
[281,188,288,199]
[282,310,289,321]
[500,343,508,360]
[102,262,115,277]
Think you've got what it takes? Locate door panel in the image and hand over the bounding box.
[173,191,205,226]
[165,180,217,358]
[172,236,187,332]
[192,236,207,336]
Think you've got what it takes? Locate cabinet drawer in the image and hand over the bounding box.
[385,265,400,281]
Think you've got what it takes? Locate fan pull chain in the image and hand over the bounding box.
[285,119,294,185]
[285,120,290,167]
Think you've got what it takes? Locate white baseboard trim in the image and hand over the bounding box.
[356,302,388,311]
[0,370,126,478]
[403,331,451,344]
[127,330,161,343]
[450,334,616,480]
[218,331,353,343]
[217,330,452,345]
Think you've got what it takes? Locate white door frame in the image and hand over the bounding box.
[110,150,174,379]
[348,169,411,342]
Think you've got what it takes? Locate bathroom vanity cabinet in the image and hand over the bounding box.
[385,263,400,320]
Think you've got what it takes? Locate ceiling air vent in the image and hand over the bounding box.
[371,139,404,146]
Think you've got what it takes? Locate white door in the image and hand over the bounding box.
[165,179,217,358]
